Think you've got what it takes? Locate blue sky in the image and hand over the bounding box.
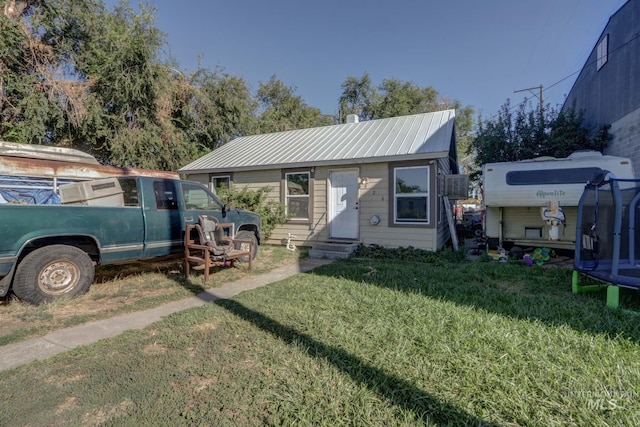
[110,0,628,120]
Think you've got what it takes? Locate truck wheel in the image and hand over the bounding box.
[235,230,258,263]
[13,245,94,305]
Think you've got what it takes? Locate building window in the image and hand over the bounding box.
[285,171,310,220]
[597,34,608,71]
[394,166,429,224]
[210,175,230,194]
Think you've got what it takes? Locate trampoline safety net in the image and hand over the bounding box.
[575,174,640,288]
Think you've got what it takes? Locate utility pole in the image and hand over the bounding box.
[514,85,543,117]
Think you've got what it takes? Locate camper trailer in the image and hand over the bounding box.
[482,151,634,252]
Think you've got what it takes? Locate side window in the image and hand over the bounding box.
[182,182,223,211]
[506,167,603,185]
[118,177,139,206]
[153,180,178,210]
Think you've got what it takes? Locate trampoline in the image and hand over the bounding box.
[573,172,640,308]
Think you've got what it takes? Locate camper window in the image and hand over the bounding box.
[506,167,603,186]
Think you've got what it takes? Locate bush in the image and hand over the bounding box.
[351,244,467,264]
[216,186,286,240]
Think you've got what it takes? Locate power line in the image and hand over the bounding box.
[482,29,640,123]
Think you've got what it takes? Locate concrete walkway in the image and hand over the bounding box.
[0,258,333,372]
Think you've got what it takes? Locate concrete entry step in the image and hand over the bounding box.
[309,242,360,259]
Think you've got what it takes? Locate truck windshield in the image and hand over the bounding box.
[182,182,223,211]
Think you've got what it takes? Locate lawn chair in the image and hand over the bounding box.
[184,215,253,283]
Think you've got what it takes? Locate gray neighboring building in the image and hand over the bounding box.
[563,0,640,176]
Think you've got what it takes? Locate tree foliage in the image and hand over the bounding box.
[256,75,333,133]
[1,1,478,173]
[470,100,611,177]
[338,72,470,122]
[0,0,197,169]
[179,67,257,151]
[338,73,475,173]
[338,73,377,121]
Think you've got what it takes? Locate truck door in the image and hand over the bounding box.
[142,179,183,257]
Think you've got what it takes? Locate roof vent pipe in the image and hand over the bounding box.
[346,114,359,124]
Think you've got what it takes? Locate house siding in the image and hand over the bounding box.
[190,161,446,251]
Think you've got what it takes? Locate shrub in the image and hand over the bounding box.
[216,186,286,240]
[351,244,467,264]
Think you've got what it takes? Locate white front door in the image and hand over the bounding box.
[329,169,359,240]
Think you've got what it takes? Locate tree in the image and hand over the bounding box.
[338,73,377,121]
[177,67,257,151]
[70,0,197,169]
[0,0,200,170]
[256,75,333,133]
[373,78,439,118]
[337,74,475,173]
[470,99,610,178]
[337,74,470,122]
[1,0,73,144]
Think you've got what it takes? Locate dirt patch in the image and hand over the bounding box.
[0,246,306,346]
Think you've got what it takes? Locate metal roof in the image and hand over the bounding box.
[179,110,456,173]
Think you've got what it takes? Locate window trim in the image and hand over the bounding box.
[282,169,313,224]
[209,174,231,193]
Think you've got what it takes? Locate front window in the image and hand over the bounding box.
[394,166,429,224]
[285,172,310,220]
[181,182,223,211]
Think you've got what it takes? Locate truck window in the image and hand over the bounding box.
[153,180,178,210]
[182,182,223,211]
[118,177,140,206]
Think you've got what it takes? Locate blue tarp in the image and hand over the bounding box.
[0,175,75,205]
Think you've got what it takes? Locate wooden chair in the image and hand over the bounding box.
[184,215,253,283]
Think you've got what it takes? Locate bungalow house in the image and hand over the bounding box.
[562,0,640,176]
[179,110,463,253]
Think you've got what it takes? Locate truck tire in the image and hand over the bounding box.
[13,245,95,305]
[235,230,258,263]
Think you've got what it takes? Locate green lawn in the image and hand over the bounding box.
[1,251,639,426]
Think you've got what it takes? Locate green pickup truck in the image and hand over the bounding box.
[0,175,262,305]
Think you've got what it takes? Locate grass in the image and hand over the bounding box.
[1,248,640,425]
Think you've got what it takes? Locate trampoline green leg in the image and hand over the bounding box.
[606,286,620,309]
[572,270,608,294]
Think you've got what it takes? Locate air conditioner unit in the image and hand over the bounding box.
[445,174,469,200]
[59,178,124,206]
